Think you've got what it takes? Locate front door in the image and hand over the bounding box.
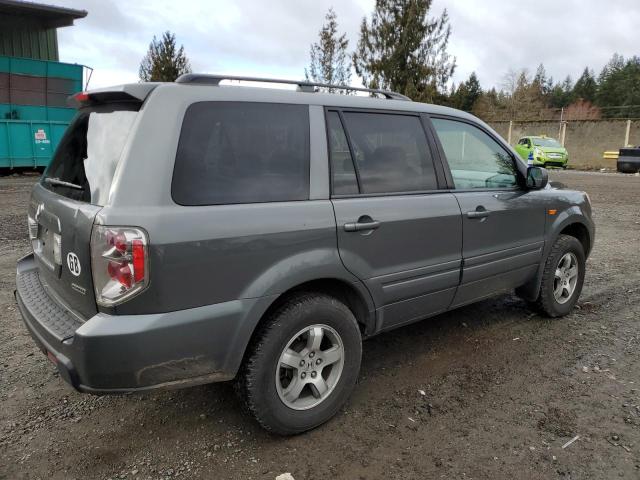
[326,109,463,330]
[430,117,546,307]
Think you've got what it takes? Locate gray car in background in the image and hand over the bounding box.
[15,75,594,434]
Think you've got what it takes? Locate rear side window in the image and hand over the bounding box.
[327,111,358,195]
[172,102,310,205]
[43,106,138,205]
[340,112,437,194]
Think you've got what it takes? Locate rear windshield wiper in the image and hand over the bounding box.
[44,177,84,190]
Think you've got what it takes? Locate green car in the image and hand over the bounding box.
[515,136,569,169]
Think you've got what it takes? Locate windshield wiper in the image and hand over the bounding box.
[44,177,84,190]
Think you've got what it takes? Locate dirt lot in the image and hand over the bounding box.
[1,170,639,480]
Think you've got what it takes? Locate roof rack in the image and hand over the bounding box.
[175,74,411,101]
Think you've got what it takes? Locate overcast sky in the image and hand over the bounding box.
[54,0,639,91]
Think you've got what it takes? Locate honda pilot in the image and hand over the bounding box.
[15,75,595,435]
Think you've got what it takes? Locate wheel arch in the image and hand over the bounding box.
[517,213,593,302]
[256,277,375,337]
[558,222,591,258]
[227,276,375,379]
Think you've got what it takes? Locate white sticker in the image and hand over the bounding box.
[34,129,50,144]
[67,252,81,276]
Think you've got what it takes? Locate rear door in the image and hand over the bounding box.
[429,117,546,308]
[328,109,462,330]
[28,103,139,319]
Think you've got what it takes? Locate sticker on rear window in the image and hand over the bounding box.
[67,252,81,276]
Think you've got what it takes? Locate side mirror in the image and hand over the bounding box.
[526,166,548,189]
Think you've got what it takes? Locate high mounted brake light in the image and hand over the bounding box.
[67,86,155,108]
[74,92,90,102]
[91,225,149,307]
[68,91,92,108]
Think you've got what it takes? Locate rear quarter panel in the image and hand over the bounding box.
[100,201,364,314]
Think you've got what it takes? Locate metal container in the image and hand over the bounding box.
[1,55,85,172]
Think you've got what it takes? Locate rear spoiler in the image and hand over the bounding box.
[67,83,160,108]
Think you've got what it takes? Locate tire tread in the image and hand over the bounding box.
[535,234,584,317]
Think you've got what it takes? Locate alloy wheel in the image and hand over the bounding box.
[275,324,345,410]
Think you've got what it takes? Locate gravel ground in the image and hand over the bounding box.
[1,170,639,480]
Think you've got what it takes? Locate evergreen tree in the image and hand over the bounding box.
[139,31,191,82]
[596,54,640,117]
[572,67,597,102]
[450,72,481,111]
[532,63,552,97]
[598,53,625,84]
[353,0,456,102]
[548,75,574,109]
[305,8,351,91]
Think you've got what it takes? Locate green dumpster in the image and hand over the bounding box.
[1,55,87,173]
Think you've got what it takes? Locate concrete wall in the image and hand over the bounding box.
[488,120,640,169]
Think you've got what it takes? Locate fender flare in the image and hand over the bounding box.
[517,208,594,301]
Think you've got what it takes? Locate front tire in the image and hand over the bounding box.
[534,235,586,317]
[236,293,362,435]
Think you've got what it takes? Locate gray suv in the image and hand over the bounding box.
[15,75,594,435]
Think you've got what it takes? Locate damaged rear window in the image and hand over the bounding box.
[42,104,138,205]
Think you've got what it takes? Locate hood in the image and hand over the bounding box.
[535,146,567,155]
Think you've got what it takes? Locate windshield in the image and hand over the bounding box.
[42,105,138,205]
[532,137,562,148]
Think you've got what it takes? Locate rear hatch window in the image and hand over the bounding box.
[31,103,139,319]
[42,104,138,205]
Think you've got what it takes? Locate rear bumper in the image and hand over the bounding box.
[15,253,273,393]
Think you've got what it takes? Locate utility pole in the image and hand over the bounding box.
[558,107,564,140]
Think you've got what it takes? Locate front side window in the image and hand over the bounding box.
[431,118,518,189]
[172,102,310,205]
[339,112,437,194]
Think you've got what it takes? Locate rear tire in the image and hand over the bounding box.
[236,293,362,435]
[534,235,586,317]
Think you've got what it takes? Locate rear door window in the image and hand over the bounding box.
[43,105,138,205]
[327,111,358,195]
[339,112,437,194]
[172,102,310,205]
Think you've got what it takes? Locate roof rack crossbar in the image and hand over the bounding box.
[175,74,411,101]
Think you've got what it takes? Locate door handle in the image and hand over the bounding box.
[466,208,490,219]
[344,220,381,232]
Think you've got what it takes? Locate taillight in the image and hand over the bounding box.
[90,225,149,306]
